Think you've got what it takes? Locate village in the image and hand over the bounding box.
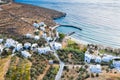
[0,20,120,80]
[0,1,120,80]
[0,21,63,80]
[0,21,62,58]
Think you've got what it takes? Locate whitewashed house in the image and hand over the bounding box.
[40,27,45,31]
[34,36,40,40]
[84,51,96,63]
[42,33,47,39]
[0,45,4,54]
[84,51,102,64]
[112,58,120,68]
[0,39,3,43]
[24,42,31,49]
[46,37,52,42]
[25,33,33,38]
[102,55,114,62]
[90,65,102,73]
[38,22,47,27]
[21,51,31,58]
[37,47,51,54]
[4,39,18,48]
[15,43,23,51]
[50,42,62,50]
[31,43,38,51]
[95,56,102,63]
[33,23,39,29]
[84,53,93,63]
[49,60,54,64]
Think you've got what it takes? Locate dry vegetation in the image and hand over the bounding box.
[28,52,59,80]
[0,2,65,38]
[61,65,120,80]
[0,56,11,80]
[5,56,32,80]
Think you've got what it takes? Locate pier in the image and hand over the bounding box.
[52,24,82,31]
[60,24,82,30]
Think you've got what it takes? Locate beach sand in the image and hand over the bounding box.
[68,36,89,45]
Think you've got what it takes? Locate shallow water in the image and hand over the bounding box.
[15,0,120,48]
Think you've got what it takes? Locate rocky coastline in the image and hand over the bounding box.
[0,0,66,38]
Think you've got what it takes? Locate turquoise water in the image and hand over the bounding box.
[15,0,120,48]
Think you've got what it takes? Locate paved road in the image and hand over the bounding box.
[53,50,65,80]
[55,61,64,80]
[47,31,66,80]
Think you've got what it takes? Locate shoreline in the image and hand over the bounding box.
[68,36,89,45]
[0,0,66,38]
[2,0,120,50]
[13,0,66,19]
[69,36,120,51]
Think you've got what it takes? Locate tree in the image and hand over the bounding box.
[85,73,90,79]
[91,73,94,78]
[96,73,99,77]
[59,33,65,42]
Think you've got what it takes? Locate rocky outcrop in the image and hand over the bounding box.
[0,1,66,38]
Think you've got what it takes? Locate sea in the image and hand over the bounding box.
[15,0,120,48]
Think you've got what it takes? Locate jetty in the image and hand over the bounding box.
[60,24,82,30]
[52,24,82,31]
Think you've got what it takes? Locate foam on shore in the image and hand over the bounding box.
[67,36,89,45]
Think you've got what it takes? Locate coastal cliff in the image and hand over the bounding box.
[0,1,66,37]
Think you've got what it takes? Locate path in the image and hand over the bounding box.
[37,65,50,80]
[46,25,65,80]
[0,56,11,80]
[53,50,65,80]
[51,24,60,30]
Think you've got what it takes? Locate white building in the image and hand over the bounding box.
[21,51,31,58]
[85,53,92,63]
[50,42,62,50]
[49,60,54,64]
[40,27,45,31]
[15,43,23,51]
[102,55,114,62]
[24,42,31,49]
[31,43,38,51]
[84,51,95,63]
[90,65,102,73]
[0,39,3,43]
[34,36,40,40]
[37,47,51,54]
[33,23,39,29]
[25,33,33,38]
[42,33,47,39]
[95,56,102,63]
[84,51,102,64]
[0,45,4,54]
[38,22,46,27]
[4,39,18,48]
[46,37,52,42]
[112,58,120,68]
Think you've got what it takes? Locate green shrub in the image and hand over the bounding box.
[59,33,65,42]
